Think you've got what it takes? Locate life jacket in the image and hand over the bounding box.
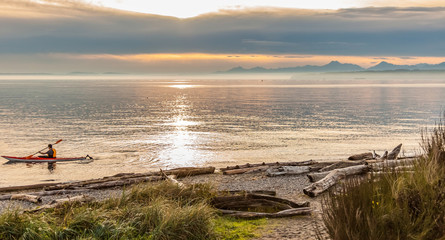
[48,148,56,158]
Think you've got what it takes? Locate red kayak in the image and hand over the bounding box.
[1,155,91,163]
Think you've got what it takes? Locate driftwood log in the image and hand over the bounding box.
[221,160,316,171]
[0,182,61,193]
[212,193,311,219]
[0,167,215,193]
[370,158,418,171]
[85,176,164,189]
[303,165,370,197]
[348,144,403,161]
[307,161,367,182]
[266,166,311,177]
[27,195,95,213]
[386,143,402,160]
[0,194,42,203]
[307,172,330,183]
[45,167,214,191]
[212,194,309,210]
[319,161,366,172]
[348,152,373,160]
[221,160,317,175]
[218,190,276,196]
[223,166,270,175]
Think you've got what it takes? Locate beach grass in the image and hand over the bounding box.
[321,117,445,240]
[0,181,264,240]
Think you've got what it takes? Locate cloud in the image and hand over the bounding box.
[2,2,445,57]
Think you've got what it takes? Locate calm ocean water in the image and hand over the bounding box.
[0,75,443,186]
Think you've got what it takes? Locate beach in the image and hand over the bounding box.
[0,168,330,239]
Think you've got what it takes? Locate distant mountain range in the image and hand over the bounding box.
[218,61,445,73]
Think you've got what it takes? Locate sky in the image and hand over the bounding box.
[1,0,445,74]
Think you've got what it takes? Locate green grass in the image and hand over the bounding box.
[0,181,265,240]
[214,217,265,240]
[321,117,445,240]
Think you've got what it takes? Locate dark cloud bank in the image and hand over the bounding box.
[1,1,445,56]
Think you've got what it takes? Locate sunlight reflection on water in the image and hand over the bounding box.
[0,77,443,186]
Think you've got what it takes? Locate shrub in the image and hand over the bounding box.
[322,116,445,240]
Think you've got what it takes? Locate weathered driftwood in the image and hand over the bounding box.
[0,189,90,203]
[33,189,89,196]
[0,167,214,193]
[0,182,61,193]
[370,158,418,171]
[212,193,309,211]
[223,166,270,175]
[27,195,95,213]
[303,165,370,197]
[45,167,214,191]
[372,150,381,159]
[266,166,311,177]
[219,190,276,196]
[220,160,316,171]
[218,207,312,219]
[319,161,366,172]
[348,144,403,161]
[386,143,402,160]
[160,169,185,188]
[307,172,330,183]
[86,176,164,189]
[306,161,367,183]
[162,167,216,178]
[348,152,373,160]
[0,194,42,203]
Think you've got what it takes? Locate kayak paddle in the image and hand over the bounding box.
[26,139,63,159]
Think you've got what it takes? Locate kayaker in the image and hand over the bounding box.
[38,144,56,158]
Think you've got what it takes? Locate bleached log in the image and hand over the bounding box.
[319,161,366,172]
[266,166,311,177]
[0,182,61,193]
[218,207,312,219]
[223,166,269,175]
[372,150,380,159]
[46,167,214,191]
[387,143,402,160]
[162,167,216,178]
[221,160,316,171]
[307,172,330,183]
[86,176,164,189]
[370,158,418,171]
[303,165,370,197]
[34,189,89,196]
[160,169,185,188]
[0,194,42,203]
[219,190,276,196]
[27,195,95,213]
[348,152,373,160]
[307,161,368,183]
[212,193,309,210]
